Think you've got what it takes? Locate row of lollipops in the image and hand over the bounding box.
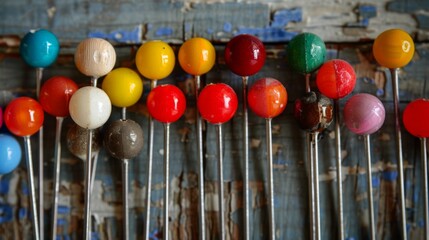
[0,27,425,240]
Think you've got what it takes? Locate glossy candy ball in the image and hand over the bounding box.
[67,123,101,161]
[316,59,356,99]
[69,86,112,130]
[287,33,326,74]
[136,40,175,80]
[4,97,44,137]
[294,92,333,132]
[179,37,216,76]
[0,134,22,174]
[248,78,288,119]
[74,38,116,78]
[104,119,144,160]
[102,68,143,108]
[198,83,238,124]
[146,85,186,123]
[403,98,429,138]
[343,93,385,135]
[20,29,60,68]
[373,29,415,69]
[224,34,266,76]
[39,76,79,117]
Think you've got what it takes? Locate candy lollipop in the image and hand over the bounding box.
[248,78,287,239]
[224,34,266,239]
[4,97,44,240]
[135,40,175,239]
[373,29,415,239]
[147,84,186,240]
[178,37,216,239]
[0,134,22,175]
[20,29,60,238]
[102,67,143,240]
[198,83,238,240]
[344,93,385,240]
[403,98,429,239]
[316,59,356,239]
[39,76,78,240]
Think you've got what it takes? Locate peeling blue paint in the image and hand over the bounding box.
[271,8,302,28]
[0,177,10,194]
[0,204,13,223]
[223,22,232,33]
[18,207,27,220]
[345,4,376,28]
[155,27,174,37]
[372,176,380,187]
[58,205,71,214]
[382,171,398,181]
[88,26,141,44]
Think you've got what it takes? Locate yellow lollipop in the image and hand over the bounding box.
[102,67,144,108]
[135,40,175,80]
[373,29,414,69]
[178,37,216,76]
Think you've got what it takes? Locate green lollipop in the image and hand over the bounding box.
[287,32,326,74]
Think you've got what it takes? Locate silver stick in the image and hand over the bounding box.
[334,100,345,240]
[51,117,64,240]
[242,76,250,240]
[36,67,44,240]
[122,159,130,240]
[266,118,275,239]
[24,136,40,240]
[216,124,226,240]
[312,132,321,240]
[421,138,429,240]
[364,135,376,240]
[164,123,171,240]
[83,129,93,240]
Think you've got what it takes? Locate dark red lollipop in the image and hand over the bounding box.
[403,98,429,138]
[197,83,238,124]
[248,78,288,119]
[316,59,356,99]
[294,92,333,132]
[146,84,186,123]
[39,76,79,117]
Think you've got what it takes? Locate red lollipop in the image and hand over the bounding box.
[316,59,356,99]
[39,76,79,117]
[248,78,288,119]
[198,83,238,124]
[146,85,186,123]
[4,97,44,137]
[224,34,266,76]
[403,98,429,138]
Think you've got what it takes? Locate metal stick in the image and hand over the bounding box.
[364,134,376,240]
[83,129,93,240]
[122,159,130,240]
[91,151,99,193]
[144,80,158,239]
[51,117,64,240]
[421,138,429,240]
[195,75,206,240]
[216,124,226,240]
[266,118,275,239]
[334,100,345,240]
[24,136,40,240]
[391,68,407,239]
[242,76,250,240]
[164,123,171,240]
[36,67,44,240]
[311,132,321,240]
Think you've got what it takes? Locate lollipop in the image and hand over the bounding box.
[198,83,238,240]
[287,32,326,75]
[147,84,186,240]
[0,134,22,175]
[248,78,287,239]
[4,97,44,240]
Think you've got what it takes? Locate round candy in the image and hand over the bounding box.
[4,97,44,137]
[74,38,116,78]
[104,119,144,160]
[248,78,288,119]
[373,29,414,69]
[0,134,22,174]
[146,85,186,123]
[224,34,266,76]
[403,98,429,138]
[316,59,356,99]
[343,93,385,135]
[66,123,101,161]
[294,91,333,132]
[286,32,326,74]
[197,83,238,124]
[135,40,175,80]
[69,86,112,130]
[178,37,216,76]
[19,29,60,68]
[102,68,143,108]
[39,76,79,117]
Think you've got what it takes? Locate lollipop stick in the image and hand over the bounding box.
[391,68,407,239]
[364,135,376,239]
[421,138,429,239]
[311,132,321,240]
[216,124,226,240]
[334,100,345,240]
[163,123,171,240]
[307,132,316,240]
[195,75,206,240]
[242,76,250,240]
[51,117,64,240]
[36,67,44,240]
[23,136,40,240]
[84,129,93,240]
[122,159,129,240]
[266,118,275,239]
[91,151,99,192]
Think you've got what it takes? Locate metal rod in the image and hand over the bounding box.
[364,135,376,240]
[266,118,275,239]
[195,75,206,240]
[121,107,127,121]
[164,123,171,240]
[312,132,321,240]
[122,159,130,240]
[242,76,250,240]
[24,136,40,240]
[83,129,93,240]
[391,68,407,240]
[144,80,158,239]
[421,138,429,240]
[51,117,64,240]
[91,151,99,193]
[216,124,226,240]
[334,100,345,240]
[308,132,316,240]
[36,67,44,240]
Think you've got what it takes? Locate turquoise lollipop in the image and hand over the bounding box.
[20,29,60,68]
[0,134,22,175]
